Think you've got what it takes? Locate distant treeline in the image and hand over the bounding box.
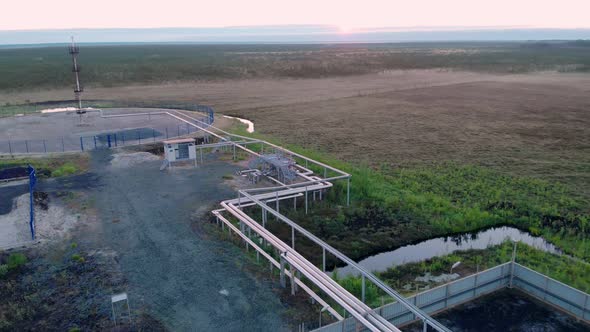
[1,41,589,92]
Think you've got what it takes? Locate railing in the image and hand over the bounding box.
[315,263,511,332]
[512,263,590,321]
[314,261,590,331]
[0,107,214,154]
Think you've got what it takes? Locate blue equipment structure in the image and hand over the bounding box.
[27,164,37,240]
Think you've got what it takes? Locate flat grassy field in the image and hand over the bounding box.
[230,77,590,201]
[1,41,589,92]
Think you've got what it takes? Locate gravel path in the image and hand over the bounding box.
[78,150,288,331]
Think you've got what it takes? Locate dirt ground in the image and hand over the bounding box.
[73,150,290,331]
[4,71,589,195]
[0,193,78,248]
[3,70,589,110]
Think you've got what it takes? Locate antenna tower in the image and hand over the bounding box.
[68,37,85,116]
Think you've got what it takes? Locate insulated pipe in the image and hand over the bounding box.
[213,211,343,321]
[238,191,451,332]
[283,254,384,332]
[224,181,331,206]
[224,203,399,332]
[167,111,352,202]
[170,110,350,177]
[148,109,406,330]
[282,250,399,332]
[221,203,388,332]
[222,203,395,329]
[96,107,423,330]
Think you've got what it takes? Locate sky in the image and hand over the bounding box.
[2,0,590,31]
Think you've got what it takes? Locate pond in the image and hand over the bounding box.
[336,226,561,276]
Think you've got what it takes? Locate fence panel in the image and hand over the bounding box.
[315,321,343,332]
[514,265,545,289]
[547,280,586,308]
[513,263,590,322]
[448,276,475,297]
[0,106,215,155]
[314,263,512,332]
[416,286,446,307]
[380,301,404,321]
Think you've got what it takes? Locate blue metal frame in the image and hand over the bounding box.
[27,164,37,240]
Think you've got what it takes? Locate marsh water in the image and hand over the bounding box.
[337,226,561,276]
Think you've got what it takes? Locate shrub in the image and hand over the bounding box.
[51,163,77,177]
[71,254,85,263]
[0,264,8,277]
[7,253,27,270]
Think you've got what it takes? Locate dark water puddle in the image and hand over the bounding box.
[406,289,590,332]
[337,226,561,276]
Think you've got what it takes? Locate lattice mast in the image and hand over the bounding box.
[68,37,85,114]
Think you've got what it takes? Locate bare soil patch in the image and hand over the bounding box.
[227,75,590,198]
[5,70,588,194]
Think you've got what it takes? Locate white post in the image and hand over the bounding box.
[322,247,326,272]
[280,254,286,288]
[509,241,517,288]
[305,186,308,214]
[362,275,366,303]
[290,264,296,295]
[346,177,350,206]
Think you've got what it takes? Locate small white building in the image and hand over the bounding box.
[163,138,197,163]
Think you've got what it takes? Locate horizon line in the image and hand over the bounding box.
[3,24,590,33]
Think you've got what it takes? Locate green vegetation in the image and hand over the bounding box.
[0,246,146,330]
[0,103,40,117]
[7,253,27,269]
[71,254,85,263]
[0,154,88,178]
[213,121,590,314]
[222,174,234,180]
[231,123,590,265]
[0,264,8,278]
[51,162,77,177]
[1,42,589,92]
[0,253,28,278]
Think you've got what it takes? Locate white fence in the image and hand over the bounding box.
[315,262,590,331]
[512,263,590,321]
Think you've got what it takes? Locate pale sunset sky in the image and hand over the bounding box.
[2,0,589,31]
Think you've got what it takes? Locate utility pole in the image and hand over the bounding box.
[68,37,85,122]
